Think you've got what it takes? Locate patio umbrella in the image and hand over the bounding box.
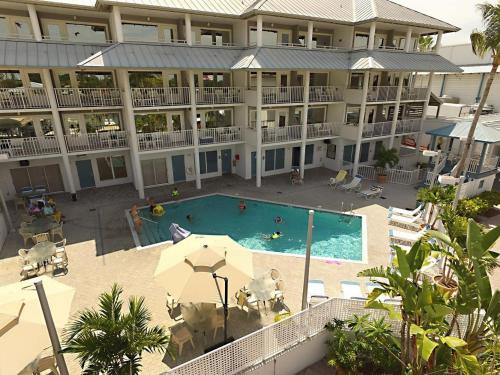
[0,276,75,375]
[154,234,254,304]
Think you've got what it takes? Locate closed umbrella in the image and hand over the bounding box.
[154,234,254,304]
[0,276,75,375]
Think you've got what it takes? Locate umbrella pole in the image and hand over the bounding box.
[212,273,229,342]
[301,210,314,310]
[34,280,69,375]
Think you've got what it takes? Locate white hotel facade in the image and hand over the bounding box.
[0,0,460,200]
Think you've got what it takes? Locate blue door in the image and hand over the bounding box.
[221,149,232,174]
[172,155,186,182]
[292,147,301,167]
[76,160,95,189]
[251,152,256,177]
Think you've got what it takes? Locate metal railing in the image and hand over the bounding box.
[64,131,128,152]
[137,130,194,151]
[195,87,244,105]
[0,137,60,157]
[131,87,190,107]
[358,164,427,185]
[396,119,421,134]
[309,86,343,102]
[366,86,399,102]
[0,88,50,110]
[262,86,304,104]
[306,122,338,138]
[401,87,428,101]
[362,121,392,138]
[468,156,499,174]
[198,127,242,145]
[54,88,122,108]
[357,165,377,180]
[262,125,302,143]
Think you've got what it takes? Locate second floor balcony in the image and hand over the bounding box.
[54,88,122,108]
[0,137,60,158]
[195,87,244,105]
[261,86,342,105]
[0,88,50,110]
[131,87,190,108]
[362,121,393,138]
[256,122,338,144]
[64,131,129,153]
[198,127,242,145]
[395,118,421,134]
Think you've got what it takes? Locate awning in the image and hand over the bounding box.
[426,119,500,144]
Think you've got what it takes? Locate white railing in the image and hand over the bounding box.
[397,155,418,170]
[0,137,60,157]
[366,86,399,102]
[387,168,425,185]
[131,87,190,107]
[262,125,302,143]
[195,87,244,105]
[468,156,499,174]
[357,165,377,180]
[54,88,122,108]
[362,121,392,138]
[262,86,304,104]
[401,87,427,101]
[309,86,343,102]
[306,123,338,138]
[396,119,421,134]
[198,127,242,145]
[64,131,128,152]
[137,130,194,151]
[0,88,50,110]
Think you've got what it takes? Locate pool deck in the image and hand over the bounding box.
[0,167,498,373]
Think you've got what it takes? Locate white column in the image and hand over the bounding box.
[368,22,376,50]
[352,72,370,175]
[435,31,443,53]
[116,70,144,198]
[256,15,263,47]
[307,21,314,49]
[299,71,310,179]
[185,14,192,45]
[388,72,405,148]
[414,72,434,155]
[256,71,263,187]
[27,4,42,40]
[188,71,201,189]
[111,6,124,42]
[405,27,413,52]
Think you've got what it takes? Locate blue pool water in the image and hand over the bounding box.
[137,194,363,260]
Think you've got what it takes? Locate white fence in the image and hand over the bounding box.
[54,88,122,107]
[401,87,427,100]
[357,165,377,180]
[64,131,128,152]
[395,119,421,134]
[137,130,194,151]
[357,165,427,185]
[262,125,302,143]
[366,86,398,102]
[468,156,499,174]
[131,87,190,107]
[198,127,242,145]
[362,121,392,138]
[0,137,60,157]
[0,87,50,109]
[262,86,304,104]
[196,87,244,105]
[308,86,343,102]
[306,123,338,138]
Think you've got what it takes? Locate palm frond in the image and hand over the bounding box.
[471,31,488,57]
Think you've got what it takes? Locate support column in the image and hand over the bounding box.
[256,71,263,187]
[110,6,124,42]
[478,142,487,173]
[389,72,405,148]
[404,27,413,52]
[307,21,314,49]
[475,73,486,103]
[414,72,434,155]
[185,14,192,45]
[439,75,447,96]
[299,71,310,179]
[256,15,263,47]
[368,22,376,50]
[352,72,370,175]
[188,71,201,189]
[27,4,42,40]
[435,31,443,53]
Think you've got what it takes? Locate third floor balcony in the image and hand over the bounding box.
[249,122,338,144]
[64,131,129,153]
[260,86,343,106]
[0,136,60,158]
[54,88,122,108]
[0,88,50,111]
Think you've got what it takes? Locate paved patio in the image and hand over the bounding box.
[0,167,497,373]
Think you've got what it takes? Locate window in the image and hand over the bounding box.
[205,110,232,128]
[40,119,53,136]
[123,23,158,42]
[167,74,178,88]
[57,73,72,88]
[307,107,326,124]
[0,17,8,36]
[97,156,127,180]
[346,107,361,125]
[85,113,121,132]
[14,20,31,37]
[63,115,80,135]
[249,28,278,46]
[76,72,114,88]
[28,73,43,88]
[265,148,285,171]
[47,24,62,40]
[198,72,230,87]
[305,144,314,165]
[199,29,230,46]
[0,117,35,137]
[141,158,168,186]
[353,33,369,48]
[128,71,163,88]
[67,24,106,43]
[360,142,370,163]
[163,28,173,43]
[0,70,22,88]
[134,113,167,133]
[343,144,356,163]
[349,73,365,89]
[374,141,384,160]
[326,144,336,159]
[199,151,218,174]
[249,72,277,88]
[478,180,484,189]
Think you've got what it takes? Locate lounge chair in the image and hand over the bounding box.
[338,176,362,192]
[358,185,383,199]
[307,279,329,305]
[388,204,423,217]
[340,280,364,300]
[171,326,195,356]
[389,227,428,245]
[328,170,348,189]
[388,212,424,230]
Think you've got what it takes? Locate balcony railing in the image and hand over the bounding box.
[468,156,499,174]
[198,127,242,145]
[262,125,303,143]
[395,119,421,134]
[262,86,304,105]
[0,88,50,110]
[366,86,399,102]
[362,121,393,138]
[131,87,190,107]
[54,88,122,108]
[306,123,338,138]
[401,87,428,101]
[195,87,244,105]
[0,137,60,157]
[137,130,194,151]
[309,86,343,102]
[64,131,128,153]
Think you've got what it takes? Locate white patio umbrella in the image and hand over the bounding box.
[154,234,254,304]
[0,276,75,375]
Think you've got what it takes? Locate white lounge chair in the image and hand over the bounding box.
[358,185,383,199]
[388,212,424,230]
[338,176,362,192]
[307,280,329,305]
[340,281,364,300]
[389,227,428,245]
[388,204,423,217]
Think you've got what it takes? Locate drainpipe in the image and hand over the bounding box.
[475,73,486,103]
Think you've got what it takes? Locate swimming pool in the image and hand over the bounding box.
[132,194,365,261]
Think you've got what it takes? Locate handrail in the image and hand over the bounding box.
[0,87,50,109]
[131,87,190,107]
[54,87,122,108]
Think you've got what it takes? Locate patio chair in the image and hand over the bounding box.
[338,176,362,192]
[32,232,50,244]
[388,204,423,217]
[51,251,68,276]
[34,185,47,194]
[358,185,383,199]
[15,197,26,211]
[388,212,424,230]
[328,170,348,189]
[19,228,34,247]
[50,223,64,242]
[307,280,329,306]
[389,226,428,246]
[340,281,364,300]
[20,214,34,224]
[20,262,38,279]
[171,326,195,356]
[236,291,260,316]
[211,311,225,340]
[270,268,280,281]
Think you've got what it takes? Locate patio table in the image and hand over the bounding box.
[248,276,276,311]
[26,241,56,265]
[24,217,58,235]
[180,303,217,338]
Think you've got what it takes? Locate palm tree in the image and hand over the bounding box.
[453,2,500,178]
[62,284,172,374]
[418,36,434,52]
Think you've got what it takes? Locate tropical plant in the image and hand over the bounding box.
[418,36,435,52]
[453,2,500,179]
[457,196,490,218]
[374,146,399,175]
[417,185,455,227]
[62,284,173,374]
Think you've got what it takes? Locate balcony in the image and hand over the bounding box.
[468,156,499,174]
[367,86,399,102]
[306,123,339,139]
[395,119,421,134]
[54,88,122,108]
[137,130,194,152]
[401,87,427,101]
[362,121,393,138]
[131,87,190,108]
[198,127,242,145]
[0,88,50,110]
[195,87,244,105]
[308,86,343,103]
[262,86,304,105]
[0,137,60,158]
[64,131,128,153]
[262,125,302,143]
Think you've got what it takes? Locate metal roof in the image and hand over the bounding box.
[99,0,250,15]
[0,39,108,68]
[426,120,500,144]
[350,51,462,72]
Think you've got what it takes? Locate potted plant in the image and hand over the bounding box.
[374,146,399,183]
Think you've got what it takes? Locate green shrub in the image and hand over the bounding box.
[477,190,500,207]
[457,197,490,218]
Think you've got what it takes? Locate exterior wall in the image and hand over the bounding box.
[442,74,482,104]
[0,210,8,250]
[439,44,491,66]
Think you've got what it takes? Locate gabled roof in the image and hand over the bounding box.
[426,120,500,144]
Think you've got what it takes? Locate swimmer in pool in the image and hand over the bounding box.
[186,214,193,223]
[239,199,246,212]
[264,231,282,240]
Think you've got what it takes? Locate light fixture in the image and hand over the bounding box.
[422,150,439,157]
[207,22,211,27]
[73,16,77,20]
[147,17,151,22]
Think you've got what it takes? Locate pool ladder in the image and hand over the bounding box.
[339,202,354,223]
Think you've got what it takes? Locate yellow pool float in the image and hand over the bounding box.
[152,205,165,217]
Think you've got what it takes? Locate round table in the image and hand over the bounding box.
[25,217,58,235]
[26,241,56,265]
[181,303,217,336]
[248,276,276,302]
